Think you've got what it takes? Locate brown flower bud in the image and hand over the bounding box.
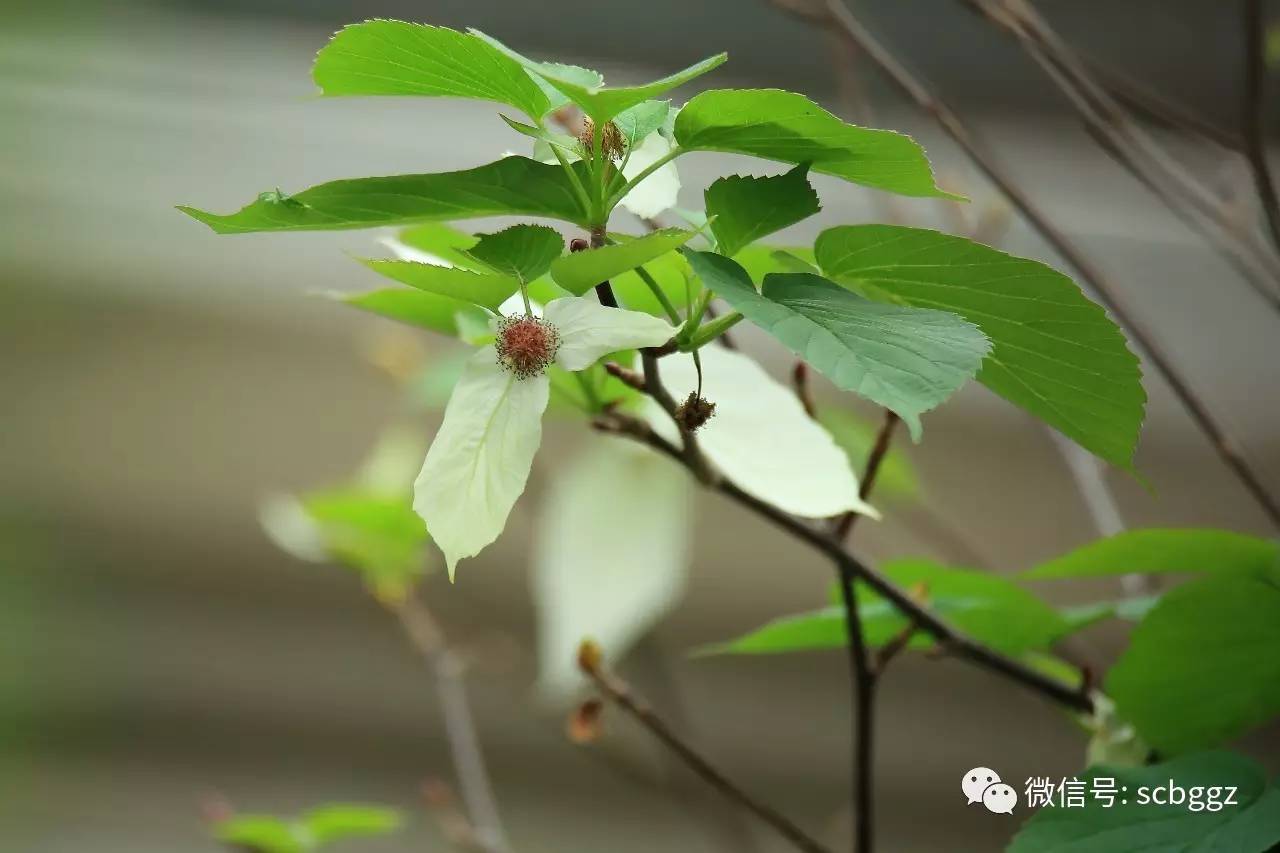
[577,638,604,674]
[674,392,717,432]
[577,117,626,160]
[566,698,604,744]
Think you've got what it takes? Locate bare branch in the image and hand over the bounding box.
[577,642,834,853]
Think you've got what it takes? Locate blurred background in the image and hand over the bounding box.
[3,0,1279,851]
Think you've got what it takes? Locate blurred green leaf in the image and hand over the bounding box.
[551,229,695,295]
[817,408,918,501]
[732,243,815,281]
[313,20,549,119]
[472,30,725,123]
[301,804,403,845]
[685,252,990,440]
[215,816,304,853]
[328,288,487,336]
[1106,571,1280,755]
[610,250,692,318]
[1022,528,1279,580]
[1008,751,1280,853]
[395,222,481,268]
[461,224,565,283]
[702,559,1068,657]
[300,490,430,599]
[359,261,518,312]
[179,157,593,233]
[675,89,956,198]
[704,164,820,257]
[533,437,692,697]
[1057,595,1160,635]
[815,225,1146,468]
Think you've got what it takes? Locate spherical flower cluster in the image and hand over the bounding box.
[496,314,561,379]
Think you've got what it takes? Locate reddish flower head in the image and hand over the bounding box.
[496,315,561,378]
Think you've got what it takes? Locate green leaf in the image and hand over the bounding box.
[704,164,821,257]
[300,490,429,598]
[551,228,695,295]
[704,559,1068,657]
[1105,571,1280,754]
[179,157,592,233]
[732,243,816,281]
[359,261,517,312]
[610,250,691,318]
[215,817,304,853]
[675,89,956,198]
[614,100,671,148]
[461,224,564,282]
[815,225,1146,467]
[327,288,487,336]
[301,804,402,845]
[473,30,725,123]
[1008,751,1280,853]
[533,436,692,698]
[394,222,481,268]
[817,408,919,501]
[313,20,549,119]
[1022,528,1279,580]
[1057,594,1160,635]
[684,252,990,439]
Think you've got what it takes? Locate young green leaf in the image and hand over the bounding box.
[313,20,549,119]
[533,437,692,698]
[701,559,1068,657]
[179,157,593,233]
[675,89,956,198]
[645,345,875,519]
[299,490,430,598]
[613,100,671,148]
[473,30,726,123]
[393,222,481,268]
[414,346,550,579]
[1106,571,1280,755]
[302,804,403,845]
[551,228,695,295]
[1008,752,1280,853]
[327,288,487,336]
[815,225,1146,468]
[461,224,564,282]
[610,251,691,318]
[359,261,519,312]
[685,252,990,439]
[704,164,821,257]
[1021,528,1279,580]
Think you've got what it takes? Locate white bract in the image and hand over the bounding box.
[646,345,878,519]
[619,132,680,219]
[414,296,674,578]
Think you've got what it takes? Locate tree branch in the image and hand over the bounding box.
[1244,0,1280,254]
[589,225,619,307]
[577,642,833,853]
[772,0,1280,530]
[388,595,512,853]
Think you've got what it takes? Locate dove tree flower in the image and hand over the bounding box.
[415,295,674,578]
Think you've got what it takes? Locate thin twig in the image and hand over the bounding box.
[590,408,1093,713]
[792,362,818,418]
[1244,0,1280,253]
[589,225,619,307]
[389,595,512,853]
[577,643,833,853]
[775,0,1280,530]
[834,410,900,541]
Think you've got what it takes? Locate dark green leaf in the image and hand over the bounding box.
[359,261,517,312]
[328,288,486,336]
[702,559,1067,657]
[302,804,402,845]
[179,157,592,233]
[313,20,548,119]
[1106,572,1280,754]
[551,228,695,295]
[685,252,990,439]
[1008,751,1280,853]
[461,224,564,282]
[1022,528,1279,580]
[675,89,956,198]
[473,30,725,123]
[704,164,821,257]
[815,225,1146,468]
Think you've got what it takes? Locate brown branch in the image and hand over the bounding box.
[388,595,512,853]
[577,642,834,853]
[1244,0,1280,254]
[833,410,900,541]
[792,362,818,418]
[774,0,1280,530]
[588,226,620,307]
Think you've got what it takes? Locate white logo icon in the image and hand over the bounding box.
[963,767,1017,813]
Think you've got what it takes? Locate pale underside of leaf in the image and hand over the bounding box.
[543,297,675,371]
[413,347,550,578]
